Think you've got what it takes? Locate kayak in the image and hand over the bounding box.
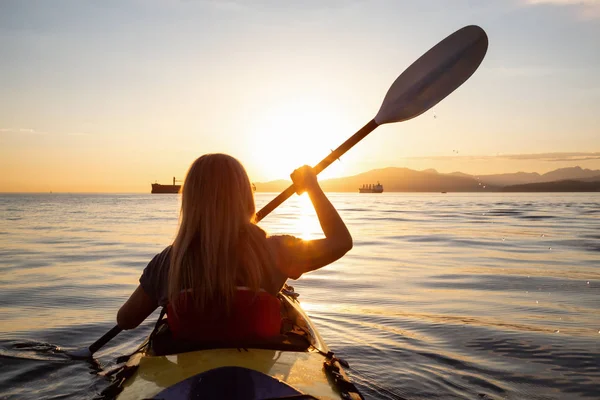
[100,285,364,399]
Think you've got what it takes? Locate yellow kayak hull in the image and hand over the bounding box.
[111,288,361,399]
[118,348,342,399]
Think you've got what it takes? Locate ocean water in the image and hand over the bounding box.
[0,192,598,399]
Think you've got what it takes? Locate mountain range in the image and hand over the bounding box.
[255,166,600,192]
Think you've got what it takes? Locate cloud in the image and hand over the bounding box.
[0,128,92,136]
[66,132,93,137]
[408,155,493,162]
[405,152,600,162]
[0,128,47,135]
[525,0,599,5]
[485,66,555,77]
[199,0,363,13]
[523,0,600,19]
[483,65,592,78]
[501,152,600,161]
[199,0,247,11]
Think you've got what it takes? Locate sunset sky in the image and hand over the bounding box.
[1,0,599,192]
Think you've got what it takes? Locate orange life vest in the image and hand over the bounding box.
[167,288,282,342]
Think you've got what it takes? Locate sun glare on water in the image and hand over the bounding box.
[295,192,322,240]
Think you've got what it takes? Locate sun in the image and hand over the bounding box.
[246,98,353,182]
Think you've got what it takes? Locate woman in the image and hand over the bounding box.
[116,153,352,341]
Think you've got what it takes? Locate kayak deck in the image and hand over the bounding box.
[117,348,342,399]
[106,286,363,400]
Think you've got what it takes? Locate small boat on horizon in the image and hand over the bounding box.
[151,178,257,194]
[359,181,384,193]
[151,177,181,194]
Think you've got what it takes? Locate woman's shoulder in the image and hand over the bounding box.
[267,234,306,255]
[266,234,304,280]
[151,245,173,267]
[139,245,172,307]
[267,234,303,247]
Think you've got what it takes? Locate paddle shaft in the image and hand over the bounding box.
[88,325,122,355]
[255,119,379,222]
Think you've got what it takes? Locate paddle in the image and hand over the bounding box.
[255,24,488,222]
[71,24,488,360]
[68,325,122,359]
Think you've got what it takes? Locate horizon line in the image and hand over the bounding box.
[2,164,600,193]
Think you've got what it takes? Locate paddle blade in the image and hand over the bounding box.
[374,25,488,125]
[67,348,92,360]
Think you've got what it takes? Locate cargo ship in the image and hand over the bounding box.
[359,182,384,193]
[151,178,257,194]
[151,177,181,194]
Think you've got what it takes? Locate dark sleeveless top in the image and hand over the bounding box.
[139,235,302,307]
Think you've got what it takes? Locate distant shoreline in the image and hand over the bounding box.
[2,166,599,194]
[1,190,599,195]
[254,166,600,194]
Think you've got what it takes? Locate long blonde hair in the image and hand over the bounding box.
[168,153,273,315]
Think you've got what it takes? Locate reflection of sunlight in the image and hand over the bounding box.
[296,193,321,240]
[298,301,320,313]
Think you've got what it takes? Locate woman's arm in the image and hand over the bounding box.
[116,285,158,330]
[278,165,352,278]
